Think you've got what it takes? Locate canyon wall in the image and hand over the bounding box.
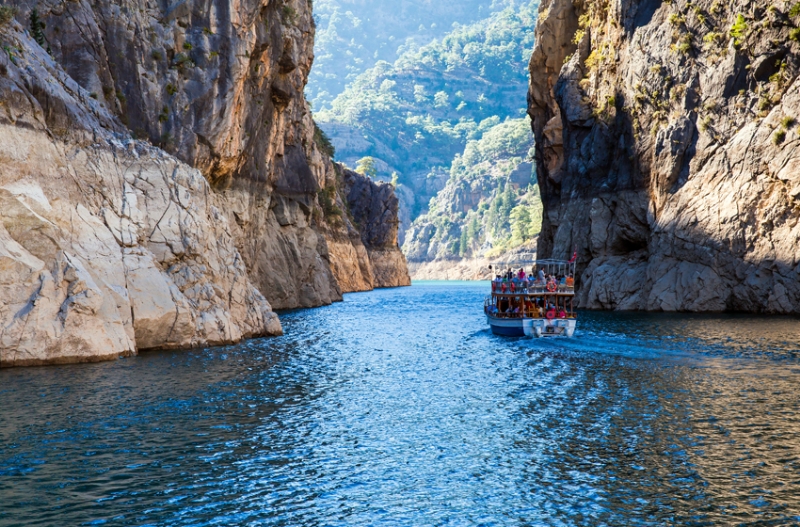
[529,0,800,312]
[0,0,408,366]
[340,167,412,288]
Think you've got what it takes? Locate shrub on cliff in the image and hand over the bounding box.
[356,157,378,178]
[318,186,342,219]
[314,122,336,158]
[0,6,16,27]
[730,14,747,47]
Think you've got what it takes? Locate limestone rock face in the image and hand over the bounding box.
[528,0,800,313]
[341,169,412,288]
[0,0,409,366]
[0,25,280,366]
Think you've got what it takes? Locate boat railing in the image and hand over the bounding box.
[484,309,578,320]
[490,281,575,294]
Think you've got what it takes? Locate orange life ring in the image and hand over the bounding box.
[546,282,557,292]
[546,309,556,320]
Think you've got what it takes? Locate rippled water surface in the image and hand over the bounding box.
[2,282,800,526]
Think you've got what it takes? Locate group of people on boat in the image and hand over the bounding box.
[485,297,571,319]
[492,268,574,294]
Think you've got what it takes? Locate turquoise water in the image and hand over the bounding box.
[1,282,800,526]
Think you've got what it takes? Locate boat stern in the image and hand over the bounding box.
[526,318,577,338]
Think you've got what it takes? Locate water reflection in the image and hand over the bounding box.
[1,282,799,526]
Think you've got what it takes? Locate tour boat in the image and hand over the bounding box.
[484,257,577,338]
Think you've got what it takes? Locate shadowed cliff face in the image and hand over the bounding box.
[341,168,412,288]
[529,0,800,313]
[0,0,409,366]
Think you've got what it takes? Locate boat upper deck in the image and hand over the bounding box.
[487,256,578,318]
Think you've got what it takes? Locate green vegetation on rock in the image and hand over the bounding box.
[0,6,16,27]
[355,157,379,178]
[314,1,540,250]
[402,117,542,262]
[308,0,509,109]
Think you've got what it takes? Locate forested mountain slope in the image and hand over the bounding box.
[308,0,506,108]
[315,1,541,254]
[403,118,542,264]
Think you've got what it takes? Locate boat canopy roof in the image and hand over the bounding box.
[489,254,576,275]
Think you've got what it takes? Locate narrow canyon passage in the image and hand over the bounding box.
[2,283,799,526]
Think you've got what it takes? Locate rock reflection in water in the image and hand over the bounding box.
[1,282,799,526]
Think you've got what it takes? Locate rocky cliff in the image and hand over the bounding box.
[529,0,800,312]
[340,168,411,288]
[0,0,409,367]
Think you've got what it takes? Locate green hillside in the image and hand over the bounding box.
[402,117,542,262]
[308,0,504,109]
[312,0,541,261]
[316,1,538,171]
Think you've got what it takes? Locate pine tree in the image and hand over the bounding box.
[355,157,378,178]
[465,215,480,245]
[459,228,468,257]
[29,8,50,54]
[510,205,531,246]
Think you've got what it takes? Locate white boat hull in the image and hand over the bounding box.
[487,315,576,338]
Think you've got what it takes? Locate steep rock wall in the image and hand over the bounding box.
[0,0,409,366]
[529,0,800,312]
[341,168,412,288]
[0,23,281,366]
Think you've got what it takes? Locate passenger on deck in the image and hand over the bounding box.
[566,274,575,288]
[516,269,526,291]
[537,268,545,283]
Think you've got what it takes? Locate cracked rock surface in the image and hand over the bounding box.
[529,0,800,312]
[0,24,280,366]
